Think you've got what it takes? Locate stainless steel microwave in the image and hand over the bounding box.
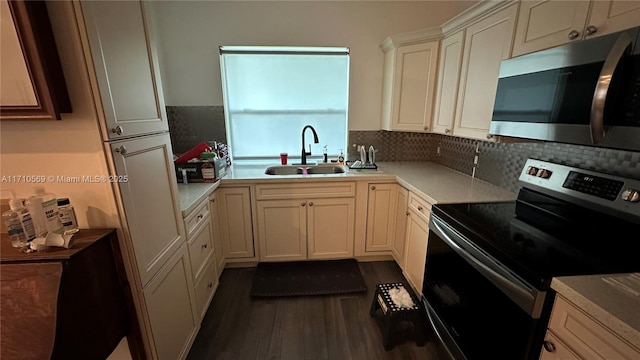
[490,26,640,152]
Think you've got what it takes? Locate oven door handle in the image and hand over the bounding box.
[431,216,544,318]
[590,31,633,144]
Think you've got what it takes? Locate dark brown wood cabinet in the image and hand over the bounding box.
[0,229,143,360]
[0,0,71,121]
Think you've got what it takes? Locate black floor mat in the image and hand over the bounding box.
[250,258,367,297]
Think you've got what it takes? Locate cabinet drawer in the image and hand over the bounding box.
[193,257,218,320]
[187,220,213,282]
[255,182,356,200]
[184,200,210,239]
[408,192,431,222]
[548,296,640,360]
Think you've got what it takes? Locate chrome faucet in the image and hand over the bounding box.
[301,125,319,165]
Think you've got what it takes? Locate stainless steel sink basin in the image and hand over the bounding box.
[264,165,345,175]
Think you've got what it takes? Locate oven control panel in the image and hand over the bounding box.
[519,159,640,223]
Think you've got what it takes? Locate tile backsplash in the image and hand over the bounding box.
[168,106,640,193]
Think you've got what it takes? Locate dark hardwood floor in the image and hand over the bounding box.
[187,261,448,360]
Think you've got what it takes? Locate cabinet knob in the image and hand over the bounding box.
[308,202,314,206]
[207,282,213,289]
[568,30,580,40]
[197,214,204,220]
[371,186,376,190]
[202,243,208,249]
[301,202,306,206]
[211,199,215,203]
[423,126,428,131]
[417,206,423,211]
[111,126,124,135]
[445,128,450,134]
[585,25,597,36]
[406,211,410,216]
[486,134,494,139]
[543,341,556,353]
[114,146,127,155]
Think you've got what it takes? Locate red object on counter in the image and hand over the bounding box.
[174,142,212,163]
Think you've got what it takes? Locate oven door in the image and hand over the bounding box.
[423,214,550,360]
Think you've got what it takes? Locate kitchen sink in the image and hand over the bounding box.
[264,165,345,175]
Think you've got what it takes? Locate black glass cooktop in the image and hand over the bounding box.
[431,189,640,290]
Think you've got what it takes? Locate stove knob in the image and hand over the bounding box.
[527,166,539,175]
[537,169,553,179]
[621,189,640,202]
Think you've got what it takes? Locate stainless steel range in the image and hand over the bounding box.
[422,158,640,360]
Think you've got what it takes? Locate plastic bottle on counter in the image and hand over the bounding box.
[338,149,345,166]
[57,198,79,234]
[3,199,36,248]
[26,186,63,236]
[200,151,217,182]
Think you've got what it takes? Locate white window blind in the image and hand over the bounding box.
[220,46,350,163]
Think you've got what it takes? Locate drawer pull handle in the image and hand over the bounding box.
[202,243,208,249]
[417,206,423,211]
[207,282,213,289]
[543,341,555,353]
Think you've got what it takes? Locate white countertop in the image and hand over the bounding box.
[552,274,640,349]
[219,161,518,204]
[177,181,220,217]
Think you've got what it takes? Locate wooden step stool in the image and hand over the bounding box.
[369,282,427,351]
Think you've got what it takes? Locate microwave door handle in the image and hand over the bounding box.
[590,32,634,144]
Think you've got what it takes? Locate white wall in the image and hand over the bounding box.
[0,2,120,229]
[147,0,477,130]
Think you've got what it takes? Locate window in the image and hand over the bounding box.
[220,46,350,164]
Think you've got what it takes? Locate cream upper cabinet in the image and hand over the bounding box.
[380,29,440,132]
[216,187,255,260]
[79,1,168,139]
[391,186,409,269]
[453,4,517,141]
[513,0,640,57]
[255,182,356,261]
[365,183,397,252]
[432,30,464,135]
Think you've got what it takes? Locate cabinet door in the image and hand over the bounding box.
[256,199,307,261]
[307,198,355,259]
[80,1,168,139]
[454,5,517,140]
[109,133,185,286]
[209,193,225,276]
[539,332,581,360]
[588,1,640,38]
[432,30,464,135]
[143,244,197,360]
[391,186,409,268]
[217,187,255,259]
[365,183,396,252]
[403,208,429,294]
[513,1,590,57]
[389,41,439,132]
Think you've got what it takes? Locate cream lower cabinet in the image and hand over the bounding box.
[391,186,409,268]
[216,186,255,260]
[143,243,198,360]
[208,191,226,275]
[255,182,356,261]
[540,295,640,360]
[183,198,218,321]
[365,183,398,252]
[403,192,432,294]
